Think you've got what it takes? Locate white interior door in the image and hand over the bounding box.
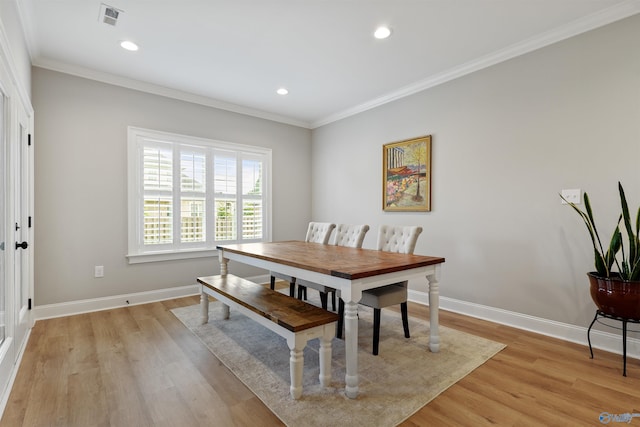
[0,70,33,401]
[13,107,31,349]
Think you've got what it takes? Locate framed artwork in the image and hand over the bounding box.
[383,135,432,212]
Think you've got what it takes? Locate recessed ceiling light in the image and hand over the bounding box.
[277,88,289,95]
[120,40,139,51]
[374,26,391,39]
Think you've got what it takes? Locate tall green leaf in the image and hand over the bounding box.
[606,224,622,273]
[562,183,639,280]
[632,206,640,281]
[561,193,608,277]
[619,182,637,271]
[584,192,607,261]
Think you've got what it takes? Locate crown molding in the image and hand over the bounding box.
[32,58,312,129]
[22,0,640,130]
[311,1,640,128]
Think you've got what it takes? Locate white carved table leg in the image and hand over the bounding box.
[221,302,230,319]
[427,270,440,353]
[318,325,334,387]
[200,286,209,325]
[218,251,229,276]
[218,250,230,319]
[344,299,359,398]
[287,335,305,399]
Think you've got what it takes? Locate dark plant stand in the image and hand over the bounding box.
[587,310,640,376]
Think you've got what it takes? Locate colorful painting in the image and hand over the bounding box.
[383,135,432,212]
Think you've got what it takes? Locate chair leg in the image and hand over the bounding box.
[337,299,344,339]
[373,308,381,355]
[401,302,410,338]
[330,291,336,311]
[319,292,328,310]
[270,276,276,290]
[289,281,295,297]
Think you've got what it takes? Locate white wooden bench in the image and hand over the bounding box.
[197,274,338,399]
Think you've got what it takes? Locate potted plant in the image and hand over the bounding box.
[562,182,640,319]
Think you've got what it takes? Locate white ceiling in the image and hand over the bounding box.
[18,0,640,128]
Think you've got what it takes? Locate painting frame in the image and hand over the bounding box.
[383,135,432,212]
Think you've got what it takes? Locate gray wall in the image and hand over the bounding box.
[31,14,640,328]
[311,15,640,328]
[32,68,312,305]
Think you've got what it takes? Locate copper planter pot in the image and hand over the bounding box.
[588,272,640,320]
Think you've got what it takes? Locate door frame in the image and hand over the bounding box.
[0,44,34,414]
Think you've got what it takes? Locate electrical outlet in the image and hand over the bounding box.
[561,189,581,204]
[94,265,104,278]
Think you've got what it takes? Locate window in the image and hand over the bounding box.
[127,127,271,263]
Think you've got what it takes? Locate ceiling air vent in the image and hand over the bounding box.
[99,3,122,26]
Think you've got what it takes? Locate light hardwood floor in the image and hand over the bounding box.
[2,291,640,426]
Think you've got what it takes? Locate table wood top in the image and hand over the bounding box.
[217,241,445,280]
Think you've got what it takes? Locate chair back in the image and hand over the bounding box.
[376,225,422,254]
[305,222,336,244]
[334,224,369,248]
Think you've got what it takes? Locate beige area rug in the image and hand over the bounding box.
[171,295,505,427]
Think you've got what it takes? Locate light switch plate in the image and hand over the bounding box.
[94,265,104,278]
[561,189,581,204]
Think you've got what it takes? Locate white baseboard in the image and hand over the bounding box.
[263,275,640,360]
[32,274,275,321]
[33,284,201,320]
[409,289,640,360]
[30,279,640,357]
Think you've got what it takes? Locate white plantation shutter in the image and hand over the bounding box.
[127,127,271,263]
[214,152,237,241]
[143,145,173,245]
[242,157,263,240]
[180,149,206,243]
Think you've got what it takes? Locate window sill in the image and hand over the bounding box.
[127,248,218,264]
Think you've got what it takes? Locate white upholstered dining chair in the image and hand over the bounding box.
[337,225,423,355]
[269,222,336,296]
[296,224,370,310]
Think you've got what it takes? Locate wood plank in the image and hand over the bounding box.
[145,299,260,407]
[89,309,154,427]
[198,274,338,332]
[20,317,72,426]
[5,289,640,426]
[400,302,640,426]
[217,241,445,279]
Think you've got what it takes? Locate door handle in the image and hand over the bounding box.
[15,241,28,250]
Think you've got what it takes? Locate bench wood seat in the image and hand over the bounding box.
[198,274,338,332]
[197,274,338,399]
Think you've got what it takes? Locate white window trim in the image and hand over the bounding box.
[126,127,272,264]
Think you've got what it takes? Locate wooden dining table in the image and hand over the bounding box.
[211,240,445,399]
